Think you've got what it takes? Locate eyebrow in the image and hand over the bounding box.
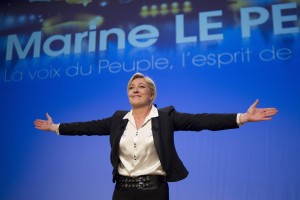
[130,82,147,87]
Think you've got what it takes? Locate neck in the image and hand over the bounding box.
[132,104,152,119]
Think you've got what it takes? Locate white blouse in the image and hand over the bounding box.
[118,105,166,177]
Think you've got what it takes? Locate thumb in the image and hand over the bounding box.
[251,99,259,108]
[46,113,53,123]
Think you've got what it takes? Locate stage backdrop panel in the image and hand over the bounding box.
[1,0,299,200]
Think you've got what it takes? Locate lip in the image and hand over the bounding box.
[131,95,141,98]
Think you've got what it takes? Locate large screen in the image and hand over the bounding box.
[1,0,299,199]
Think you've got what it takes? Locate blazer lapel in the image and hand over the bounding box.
[151,117,166,169]
[111,118,128,169]
[115,119,128,148]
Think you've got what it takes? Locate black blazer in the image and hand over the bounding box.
[59,106,239,182]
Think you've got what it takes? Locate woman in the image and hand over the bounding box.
[34,72,278,200]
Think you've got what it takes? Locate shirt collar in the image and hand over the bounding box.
[123,105,159,120]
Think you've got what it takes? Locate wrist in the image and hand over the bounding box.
[239,113,249,124]
[49,123,59,132]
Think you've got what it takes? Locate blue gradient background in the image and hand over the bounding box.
[1,1,299,200]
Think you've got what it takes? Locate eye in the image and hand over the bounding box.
[129,86,134,90]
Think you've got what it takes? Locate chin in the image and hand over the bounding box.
[131,102,148,108]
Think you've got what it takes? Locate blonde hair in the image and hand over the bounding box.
[127,73,157,104]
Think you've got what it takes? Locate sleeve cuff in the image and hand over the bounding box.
[236,113,243,126]
[55,123,60,135]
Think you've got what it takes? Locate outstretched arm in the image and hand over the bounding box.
[239,99,278,124]
[34,113,59,133]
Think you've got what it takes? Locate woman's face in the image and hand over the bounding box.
[128,78,153,108]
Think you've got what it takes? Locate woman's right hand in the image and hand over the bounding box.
[34,113,59,132]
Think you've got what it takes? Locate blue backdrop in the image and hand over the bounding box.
[1,0,299,200]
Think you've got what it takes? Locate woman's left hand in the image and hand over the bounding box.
[240,99,278,124]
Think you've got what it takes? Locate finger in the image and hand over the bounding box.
[262,108,278,111]
[46,113,52,122]
[251,99,259,108]
[262,117,273,121]
[34,121,44,128]
[34,120,45,125]
[265,111,278,117]
[260,110,278,120]
[262,108,278,115]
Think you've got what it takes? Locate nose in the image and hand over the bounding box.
[133,88,139,93]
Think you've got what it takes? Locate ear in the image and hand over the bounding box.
[149,95,154,101]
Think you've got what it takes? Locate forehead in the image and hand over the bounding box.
[130,78,147,85]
